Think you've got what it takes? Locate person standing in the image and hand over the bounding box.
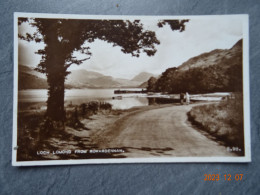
[186,92,190,105]
[180,93,184,105]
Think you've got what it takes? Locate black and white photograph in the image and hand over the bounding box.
[12,13,250,166]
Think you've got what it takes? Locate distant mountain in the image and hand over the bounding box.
[89,76,120,88]
[113,78,141,88]
[66,69,107,88]
[66,69,141,88]
[18,65,74,89]
[19,65,46,79]
[138,74,161,88]
[18,71,48,90]
[138,81,148,88]
[18,64,144,89]
[18,65,48,90]
[131,72,156,83]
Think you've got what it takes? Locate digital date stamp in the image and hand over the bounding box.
[204,174,243,181]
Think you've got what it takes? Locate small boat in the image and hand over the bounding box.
[112,96,123,100]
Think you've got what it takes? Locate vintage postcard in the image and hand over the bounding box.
[12,13,250,166]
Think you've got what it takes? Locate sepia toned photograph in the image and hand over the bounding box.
[12,13,250,166]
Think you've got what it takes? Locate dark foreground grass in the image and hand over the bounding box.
[188,93,244,155]
[16,101,116,161]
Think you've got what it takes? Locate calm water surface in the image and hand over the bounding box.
[18,88,148,110]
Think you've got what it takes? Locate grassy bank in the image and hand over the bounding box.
[17,101,120,161]
[188,94,244,155]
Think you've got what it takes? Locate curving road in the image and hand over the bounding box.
[97,103,236,158]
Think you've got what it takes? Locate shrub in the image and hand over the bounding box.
[188,93,244,155]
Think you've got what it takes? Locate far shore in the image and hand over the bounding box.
[18,90,231,112]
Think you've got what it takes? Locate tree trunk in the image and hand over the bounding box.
[45,56,66,131]
[46,73,65,119]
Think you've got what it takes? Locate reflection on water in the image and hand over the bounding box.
[18,89,48,102]
[18,89,148,110]
[107,98,148,110]
[148,97,179,105]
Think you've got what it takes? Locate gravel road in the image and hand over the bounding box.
[96,103,236,158]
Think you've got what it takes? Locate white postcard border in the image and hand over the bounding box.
[12,13,251,166]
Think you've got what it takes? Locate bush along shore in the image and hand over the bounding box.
[188,93,244,156]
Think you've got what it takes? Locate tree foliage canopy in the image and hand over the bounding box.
[148,63,242,94]
[19,18,162,74]
[18,18,188,75]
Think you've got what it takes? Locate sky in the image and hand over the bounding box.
[18,16,243,80]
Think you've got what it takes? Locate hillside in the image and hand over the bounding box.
[113,78,141,88]
[65,69,113,88]
[66,69,142,88]
[18,71,48,90]
[178,39,242,71]
[150,39,243,93]
[139,81,148,88]
[131,72,156,83]
[19,65,46,79]
[18,65,48,90]
[18,65,73,89]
